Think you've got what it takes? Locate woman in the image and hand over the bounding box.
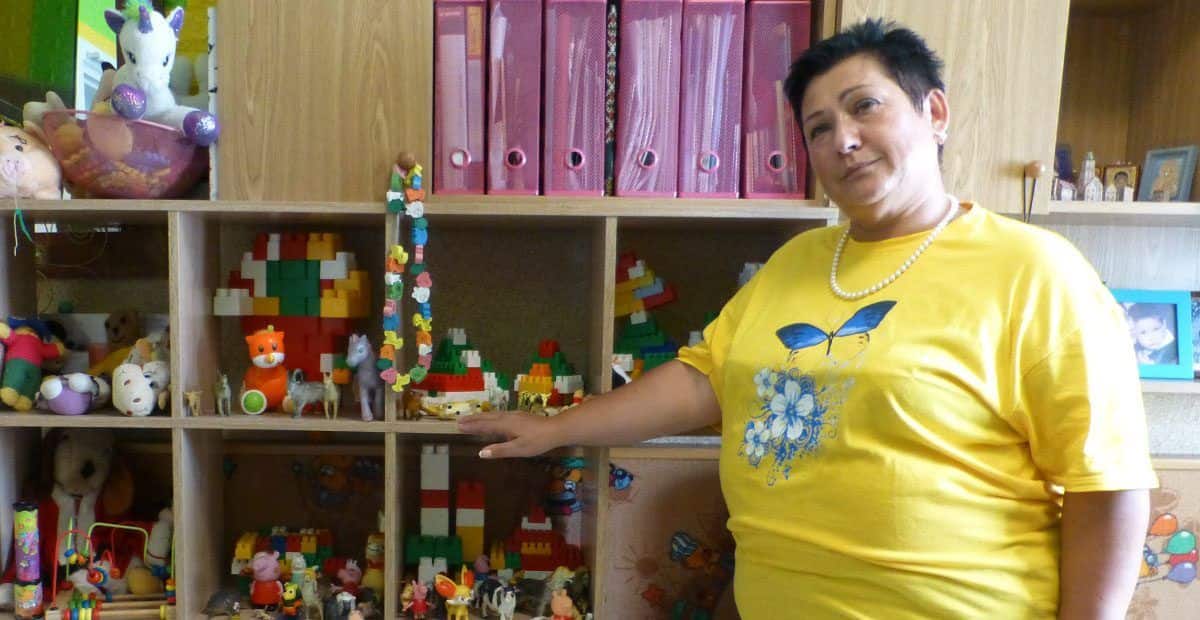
[460,20,1155,618]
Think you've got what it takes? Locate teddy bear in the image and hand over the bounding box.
[249,550,283,609]
[37,372,111,415]
[0,123,61,199]
[0,317,66,411]
[88,309,142,377]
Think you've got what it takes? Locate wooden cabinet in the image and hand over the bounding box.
[838,0,1071,214]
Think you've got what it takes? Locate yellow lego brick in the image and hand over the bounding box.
[517,375,553,394]
[301,535,317,555]
[457,526,484,562]
[615,271,654,295]
[614,297,645,317]
[235,533,258,561]
[252,297,280,316]
[334,270,369,294]
[306,233,342,261]
[320,290,351,318]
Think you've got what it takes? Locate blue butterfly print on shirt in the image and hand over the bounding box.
[775,301,897,357]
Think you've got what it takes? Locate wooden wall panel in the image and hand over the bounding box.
[1127,0,1200,202]
[839,1,1070,214]
[1056,13,1136,171]
[216,0,432,201]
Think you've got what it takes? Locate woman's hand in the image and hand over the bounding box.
[457,411,565,458]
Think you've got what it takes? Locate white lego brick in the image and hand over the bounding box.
[629,310,648,325]
[213,288,252,316]
[418,556,448,584]
[320,252,353,280]
[253,277,267,298]
[688,330,703,347]
[455,508,485,528]
[240,252,267,280]
[449,327,467,346]
[420,507,449,537]
[483,371,498,391]
[267,233,281,261]
[612,353,634,372]
[627,260,645,280]
[739,262,764,288]
[554,375,584,395]
[320,353,334,373]
[634,278,665,299]
[521,514,553,531]
[461,350,481,369]
[420,443,449,490]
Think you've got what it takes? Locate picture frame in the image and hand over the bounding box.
[1103,163,1138,202]
[1139,146,1199,202]
[1111,289,1194,379]
[1192,292,1200,378]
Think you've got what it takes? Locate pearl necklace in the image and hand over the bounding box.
[829,195,959,300]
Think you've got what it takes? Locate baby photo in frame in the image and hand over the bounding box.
[1139,146,1198,202]
[1111,289,1194,380]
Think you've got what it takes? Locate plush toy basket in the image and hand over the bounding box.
[40,110,208,199]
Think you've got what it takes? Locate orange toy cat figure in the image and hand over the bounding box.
[434,566,474,620]
[241,325,287,414]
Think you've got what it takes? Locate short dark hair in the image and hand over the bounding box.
[784,18,946,127]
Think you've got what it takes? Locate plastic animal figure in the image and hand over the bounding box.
[403,580,433,619]
[184,390,202,416]
[481,585,518,619]
[435,566,476,620]
[249,550,283,609]
[301,568,323,620]
[323,371,341,419]
[285,369,325,418]
[549,588,576,620]
[102,1,219,145]
[242,325,287,413]
[214,373,231,416]
[346,334,383,421]
[280,582,302,618]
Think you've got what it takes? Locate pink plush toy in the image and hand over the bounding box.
[0,124,61,199]
[249,551,282,609]
[336,559,363,596]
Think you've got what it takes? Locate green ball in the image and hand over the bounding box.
[241,390,267,415]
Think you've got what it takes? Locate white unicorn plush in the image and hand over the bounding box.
[102,1,219,146]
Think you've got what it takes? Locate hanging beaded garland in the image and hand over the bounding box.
[380,152,433,393]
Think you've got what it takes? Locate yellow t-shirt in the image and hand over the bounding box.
[676,202,1158,618]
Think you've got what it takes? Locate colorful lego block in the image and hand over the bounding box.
[616,271,654,295]
[252,297,280,316]
[281,233,308,260]
[319,252,355,280]
[319,290,353,318]
[213,288,253,316]
[281,259,307,280]
[306,233,341,261]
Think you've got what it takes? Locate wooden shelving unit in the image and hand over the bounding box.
[1039,200,1200,226]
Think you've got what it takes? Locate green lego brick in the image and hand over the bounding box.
[643,351,678,371]
[266,261,281,281]
[306,297,321,316]
[333,354,349,370]
[280,296,308,317]
[405,534,435,565]
[281,259,308,280]
[307,260,321,280]
[279,277,320,299]
[267,278,281,297]
[505,551,522,570]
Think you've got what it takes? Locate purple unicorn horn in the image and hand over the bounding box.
[138,5,153,33]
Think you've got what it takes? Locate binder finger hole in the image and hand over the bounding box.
[638,149,659,168]
[699,152,720,172]
[767,151,786,172]
[505,149,527,169]
[566,149,586,170]
[450,149,471,168]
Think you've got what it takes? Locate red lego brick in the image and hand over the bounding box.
[287,534,301,552]
[421,489,450,509]
[538,340,560,359]
[641,285,677,310]
[281,233,308,260]
[317,530,333,547]
[319,318,353,336]
[616,252,638,281]
[229,269,254,291]
[320,279,335,291]
[253,233,270,260]
[456,481,485,509]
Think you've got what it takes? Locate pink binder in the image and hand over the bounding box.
[435,0,487,194]
[615,0,683,197]
[488,0,542,194]
[678,0,745,198]
[544,0,608,196]
[743,0,810,198]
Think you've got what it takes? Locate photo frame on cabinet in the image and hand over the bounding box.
[1103,163,1138,202]
[1139,146,1198,202]
[1111,289,1194,380]
[1192,292,1200,378]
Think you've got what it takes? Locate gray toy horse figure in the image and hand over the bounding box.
[346,333,383,421]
